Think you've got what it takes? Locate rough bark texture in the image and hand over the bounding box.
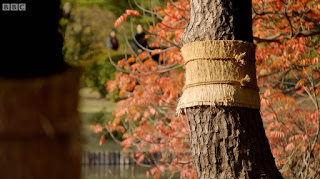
[186,107,283,178]
[181,0,253,44]
[181,0,283,178]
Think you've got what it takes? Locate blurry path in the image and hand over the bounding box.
[78,88,116,113]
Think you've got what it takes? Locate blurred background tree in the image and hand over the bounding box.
[61,0,163,98]
[60,0,167,158]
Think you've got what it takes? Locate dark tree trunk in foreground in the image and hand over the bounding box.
[0,69,82,179]
[0,2,82,178]
[180,0,283,178]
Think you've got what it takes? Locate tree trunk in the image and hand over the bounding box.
[180,0,283,178]
[0,2,82,178]
[0,68,82,179]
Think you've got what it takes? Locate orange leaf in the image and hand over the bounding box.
[99,135,105,146]
[295,79,306,89]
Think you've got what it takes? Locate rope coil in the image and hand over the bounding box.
[183,74,259,91]
[177,40,260,116]
[184,55,251,66]
[235,52,246,65]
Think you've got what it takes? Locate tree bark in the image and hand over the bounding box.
[181,0,283,178]
[0,2,82,178]
[0,68,82,179]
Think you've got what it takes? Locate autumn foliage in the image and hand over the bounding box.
[114,10,141,27]
[93,0,320,178]
[254,0,320,177]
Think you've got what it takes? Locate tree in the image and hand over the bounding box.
[97,0,320,178]
[62,4,119,97]
[0,1,82,178]
[179,0,283,178]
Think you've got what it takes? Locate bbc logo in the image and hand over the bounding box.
[2,3,26,11]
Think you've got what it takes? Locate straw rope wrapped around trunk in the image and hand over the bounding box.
[0,67,82,179]
[177,40,260,116]
[177,0,283,178]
